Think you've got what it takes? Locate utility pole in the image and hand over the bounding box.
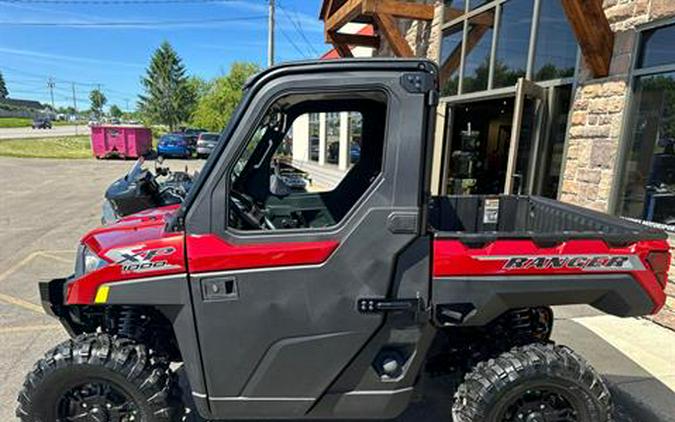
[72,82,79,135]
[47,77,55,110]
[267,0,275,67]
[125,98,130,112]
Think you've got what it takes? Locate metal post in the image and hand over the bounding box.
[47,77,55,109]
[72,82,78,135]
[268,0,275,67]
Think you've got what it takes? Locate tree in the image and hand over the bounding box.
[138,41,196,131]
[0,71,8,99]
[109,104,123,118]
[191,62,259,131]
[89,89,107,118]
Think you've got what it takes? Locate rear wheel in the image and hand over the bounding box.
[17,333,182,421]
[452,343,612,422]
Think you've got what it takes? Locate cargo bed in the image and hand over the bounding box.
[428,195,671,326]
[429,195,667,244]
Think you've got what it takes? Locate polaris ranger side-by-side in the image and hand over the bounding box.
[19,60,671,422]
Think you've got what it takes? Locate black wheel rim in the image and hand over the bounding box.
[56,379,141,422]
[498,386,580,422]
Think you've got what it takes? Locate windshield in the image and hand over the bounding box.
[125,158,144,181]
[200,133,219,142]
[161,135,185,143]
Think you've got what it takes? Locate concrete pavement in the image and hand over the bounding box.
[0,125,88,140]
[0,156,672,420]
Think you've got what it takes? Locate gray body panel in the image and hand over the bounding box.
[182,60,437,419]
[432,274,655,326]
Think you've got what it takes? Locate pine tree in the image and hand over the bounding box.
[0,71,8,99]
[138,41,196,131]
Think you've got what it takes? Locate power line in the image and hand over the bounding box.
[278,25,307,59]
[0,14,267,27]
[277,2,319,57]
[0,0,241,4]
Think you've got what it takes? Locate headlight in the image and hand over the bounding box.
[101,199,118,225]
[75,244,108,277]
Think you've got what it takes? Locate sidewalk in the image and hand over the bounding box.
[554,306,675,422]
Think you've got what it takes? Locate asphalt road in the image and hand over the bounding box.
[0,157,647,421]
[0,125,88,140]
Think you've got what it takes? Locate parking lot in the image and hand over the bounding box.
[0,156,670,421]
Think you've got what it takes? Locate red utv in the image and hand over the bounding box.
[18,60,670,422]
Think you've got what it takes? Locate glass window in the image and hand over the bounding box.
[462,11,495,93]
[348,112,362,164]
[229,95,385,231]
[325,112,340,165]
[493,0,533,89]
[638,24,675,69]
[444,0,466,17]
[533,0,577,81]
[440,24,463,96]
[469,0,491,10]
[617,73,675,227]
[308,113,320,162]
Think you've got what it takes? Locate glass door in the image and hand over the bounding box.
[504,78,547,194]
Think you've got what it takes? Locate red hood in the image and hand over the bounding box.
[67,204,186,304]
[83,204,182,254]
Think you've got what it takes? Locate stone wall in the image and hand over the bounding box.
[560,0,675,211]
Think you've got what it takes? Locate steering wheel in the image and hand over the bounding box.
[229,190,275,230]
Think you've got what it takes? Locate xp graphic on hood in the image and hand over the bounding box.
[105,245,181,273]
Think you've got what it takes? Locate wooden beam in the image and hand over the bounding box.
[560,0,614,78]
[443,7,463,22]
[334,43,355,58]
[363,0,435,21]
[330,32,381,49]
[374,12,414,57]
[323,0,334,20]
[325,0,364,34]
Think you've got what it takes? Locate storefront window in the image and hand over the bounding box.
[533,0,576,81]
[440,25,463,96]
[638,23,675,69]
[308,113,320,162]
[462,11,495,93]
[469,0,492,10]
[617,73,675,226]
[325,112,340,165]
[348,112,362,164]
[444,0,466,15]
[493,0,533,88]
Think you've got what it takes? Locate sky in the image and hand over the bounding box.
[0,0,329,112]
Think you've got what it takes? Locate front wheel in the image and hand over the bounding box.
[452,343,612,422]
[17,333,183,421]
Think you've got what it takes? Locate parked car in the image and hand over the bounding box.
[31,118,52,129]
[157,133,192,158]
[182,128,208,147]
[195,132,220,158]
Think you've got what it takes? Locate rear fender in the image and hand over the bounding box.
[432,274,654,326]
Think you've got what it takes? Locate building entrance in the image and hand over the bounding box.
[443,80,572,198]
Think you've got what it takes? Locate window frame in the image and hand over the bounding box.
[438,0,577,100]
[610,17,675,226]
[224,86,392,237]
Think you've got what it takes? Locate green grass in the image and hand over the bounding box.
[0,136,92,159]
[0,117,32,128]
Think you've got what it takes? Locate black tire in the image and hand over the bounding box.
[452,343,612,422]
[17,333,183,421]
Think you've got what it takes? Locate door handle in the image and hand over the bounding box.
[201,277,238,301]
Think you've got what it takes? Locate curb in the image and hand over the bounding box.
[609,383,668,422]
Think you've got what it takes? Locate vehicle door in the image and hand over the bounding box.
[183,62,436,418]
